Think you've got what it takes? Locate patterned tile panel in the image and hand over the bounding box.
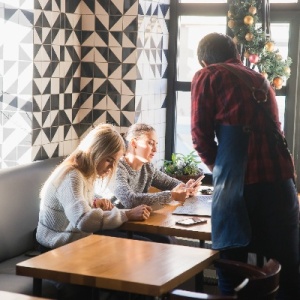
[0,0,170,167]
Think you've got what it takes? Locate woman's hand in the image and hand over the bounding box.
[125,205,152,221]
[171,183,188,202]
[93,198,114,211]
[185,176,204,197]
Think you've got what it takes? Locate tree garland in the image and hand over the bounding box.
[227,0,292,89]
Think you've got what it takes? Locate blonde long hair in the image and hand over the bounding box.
[41,123,125,196]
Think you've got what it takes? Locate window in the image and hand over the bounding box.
[166,1,300,189]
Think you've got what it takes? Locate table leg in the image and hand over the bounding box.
[33,278,42,296]
[199,240,205,248]
[195,271,204,292]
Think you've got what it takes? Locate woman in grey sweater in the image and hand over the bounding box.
[112,123,201,209]
[36,123,152,251]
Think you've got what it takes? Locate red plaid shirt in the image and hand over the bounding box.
[191,58,295,184]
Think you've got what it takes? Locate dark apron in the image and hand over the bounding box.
[211,125,251,250]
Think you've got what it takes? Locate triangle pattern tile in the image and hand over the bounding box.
[123,49,137,64]
[125,0,138,15]
[43,0,52,11]
[64,125,72,140]
[109,47,122,63]
[93,95,107,109]
[122,80,135,96]
[81,47,95,61]
[123,16,137,31]
[95,1,108,15]
[32,128,42,145]
[108,64,122,79]
[94,78,108,94]
[93,109,106,124]
[107,95,120,110]
[111,0,124,14]
[94,63,107,77]
[121,95,135,111]
[108,32,122,47]
[122,64,137,80]
[95,15,109,31]
[94,32,108,47]
[107,110,120,126]
[135,95,142,111]
[5,8,18,23]
[19,9,33,26]
[123,32,137,48]
[80,78,93,94]
[52,0,61,12]
[110,16,123,32]
[21,30,33,44]
[145,2,152,16]
[95,47,108,62]
[34,0,43,9]
[66,0,81,13]
[78,109,93,124]
[74,15,82,30]
[120,111,135,127]
[80,93,93,109]
[81,0,95,14]
[19,44,33,61]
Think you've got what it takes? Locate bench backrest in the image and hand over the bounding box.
[0,157,63,262]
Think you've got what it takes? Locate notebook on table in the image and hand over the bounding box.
[172,194,212,217]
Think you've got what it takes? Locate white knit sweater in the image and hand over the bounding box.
[36,169,128,249]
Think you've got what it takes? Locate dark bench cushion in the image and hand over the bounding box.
[0,157,63,262]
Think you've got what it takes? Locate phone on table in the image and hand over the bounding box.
[175,217,207,226]
[190,175,205,188]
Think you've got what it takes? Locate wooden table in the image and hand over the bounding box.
[120,201,212,242]
[0,291,51,300]
[16,235,218,298]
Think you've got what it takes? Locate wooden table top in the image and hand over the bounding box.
[0,291,51,300]
[16,235,218,297]
[120,201,212,241]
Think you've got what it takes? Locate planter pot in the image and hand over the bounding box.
[171,174,201,183]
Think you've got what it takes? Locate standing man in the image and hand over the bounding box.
[191,32,299,299]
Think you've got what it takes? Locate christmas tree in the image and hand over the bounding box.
[227,0,292,89]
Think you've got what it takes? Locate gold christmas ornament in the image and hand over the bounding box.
[244,15,254,25]
[228,19,235,29]
[245,32,254,41]
[261,72,268,79]
[244,51,250,58]
[276,53,283,61]
[228,10,233,18]
[284,66,291,75]
[248,6,257,15]
[265,41,274,52]
[232,36,239,44]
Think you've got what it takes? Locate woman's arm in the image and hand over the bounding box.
[113,163,177,208]
[57,170,128,232]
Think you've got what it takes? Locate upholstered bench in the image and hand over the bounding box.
[0,157,63,297]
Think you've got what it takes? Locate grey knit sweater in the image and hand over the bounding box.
[36,169,128,249]
[111,159,181,208]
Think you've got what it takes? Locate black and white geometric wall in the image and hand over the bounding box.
[0,0,170,168]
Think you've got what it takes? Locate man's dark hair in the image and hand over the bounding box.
[197,33,239,66]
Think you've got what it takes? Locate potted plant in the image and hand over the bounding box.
[162,151,203,183]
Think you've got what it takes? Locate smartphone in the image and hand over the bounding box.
[175,217,207,226]
[190,175,205,188]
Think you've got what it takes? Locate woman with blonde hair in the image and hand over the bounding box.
[111,123,201,244]
[36,123,152,252]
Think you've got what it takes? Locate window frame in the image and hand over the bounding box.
[166,1,300,191]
